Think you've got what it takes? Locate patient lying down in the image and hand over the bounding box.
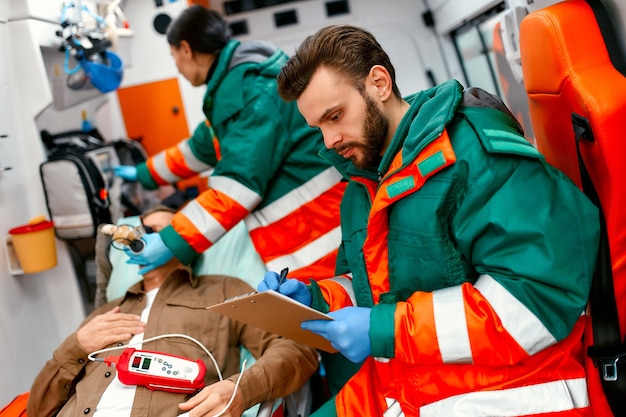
[27,206,318,417]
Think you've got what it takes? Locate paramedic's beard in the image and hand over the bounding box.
[340,94,389,170]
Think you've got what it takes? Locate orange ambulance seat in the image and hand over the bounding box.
[519,1,626,416]
[0,392,28,417]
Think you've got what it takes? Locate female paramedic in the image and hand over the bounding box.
[114,6,346,281]
[113,5,359,398]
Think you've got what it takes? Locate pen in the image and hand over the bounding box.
[278,267,289,286]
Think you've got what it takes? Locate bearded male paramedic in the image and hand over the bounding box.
[257,24,601,417]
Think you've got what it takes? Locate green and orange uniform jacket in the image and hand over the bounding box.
[135,39,346,281]
[311,79,600,417]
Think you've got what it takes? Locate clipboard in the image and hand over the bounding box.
[207,290,337,353]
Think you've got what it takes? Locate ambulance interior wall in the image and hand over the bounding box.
[0,0,86,405]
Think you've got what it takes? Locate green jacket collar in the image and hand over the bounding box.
[203,39,284,126]
[379,79,463,177]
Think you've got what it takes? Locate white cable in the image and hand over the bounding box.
[177,359,248,417]
[88,333,222,381]
[211,359,247,417]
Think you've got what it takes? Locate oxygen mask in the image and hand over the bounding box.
[101,224,147,253]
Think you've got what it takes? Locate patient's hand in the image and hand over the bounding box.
[178,379,244,417]
[76,306,146,353]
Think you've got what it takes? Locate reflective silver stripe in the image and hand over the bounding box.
[420,378,589,417]
[326,275,356,305]
[433,285,472,364]
[199,168,214,178]
[180,199,227,243]
[265,226,341,272]
[150,140,212,184]
[474,274,556,354]
[152,151,182,183]
[178,140,213,173]
[246,167,342,231]
[383,398,404,417]
[209,175,262,211]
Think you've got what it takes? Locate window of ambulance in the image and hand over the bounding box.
[450,4,506,97]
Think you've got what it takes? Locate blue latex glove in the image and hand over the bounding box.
[301,307,371,363]
[124,232,174,275]
[114,165,138,181]
[257,271,312,307]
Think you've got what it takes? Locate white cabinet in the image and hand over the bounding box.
[8,0,60,22]
[0,22,12,172]
[0,17,85,407]
[0,2,7,23]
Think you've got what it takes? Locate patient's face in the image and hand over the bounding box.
[142,211,175,233]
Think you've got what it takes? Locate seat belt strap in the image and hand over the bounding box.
[572,112,626,415]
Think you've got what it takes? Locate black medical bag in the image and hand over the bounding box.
[39,129,119,240]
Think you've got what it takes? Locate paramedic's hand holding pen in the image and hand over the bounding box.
[258,269,371,362]
[76,306,146,353]
[257,268,312,306]
[124,232,175,274]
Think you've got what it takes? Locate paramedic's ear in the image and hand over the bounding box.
[179,40,193,56]
[368,65,393,102]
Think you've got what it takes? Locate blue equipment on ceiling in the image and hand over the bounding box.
[58,1,124,93]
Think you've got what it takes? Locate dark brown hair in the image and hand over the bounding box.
[277,25,401,101]
[141,204,177,218]
[166,5,231,54]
